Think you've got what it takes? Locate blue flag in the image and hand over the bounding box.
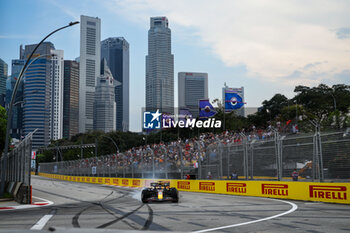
[199,99,216,118]
[179,108,193,123]
[225,92,244,111]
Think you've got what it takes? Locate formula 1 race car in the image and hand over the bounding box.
[141,181,179,203]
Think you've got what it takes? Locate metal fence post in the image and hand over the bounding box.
[178,145,184,179]
[179,145,184,179]
[141,149,144,178]
[163,146,168,179]
[312,133,317,181]
[123,154,126,178]
[227,144,230,180]
[279,136,285,181]
[108,155,111,177]
[274,131,279,181]
[152,149,155,179]
[21,141,25,182]
[250,141,254,180]
[311,121,323,181]
[240,133,249,180]
[317,125,324,182]
[272,129,283,181]
[196,142,202,180]
[218,143,223,180]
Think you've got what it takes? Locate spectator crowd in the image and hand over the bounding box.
[61,127,276,175]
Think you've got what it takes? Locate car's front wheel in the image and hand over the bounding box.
[141,190,148,203]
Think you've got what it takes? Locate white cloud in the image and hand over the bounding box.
[45,0,80,21]
[105,0,350,86]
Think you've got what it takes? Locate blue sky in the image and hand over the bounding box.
[1,0,349,132]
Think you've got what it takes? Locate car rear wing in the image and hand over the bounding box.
[150,182,170,187]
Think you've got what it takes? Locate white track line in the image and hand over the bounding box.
[32,196,54,206]
[0,196,54,211]
[192,198,298,233]
[30,214,54,230]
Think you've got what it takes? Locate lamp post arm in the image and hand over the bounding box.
[0,21,79,197]
[101,135,120,153]
[4,21,79,156]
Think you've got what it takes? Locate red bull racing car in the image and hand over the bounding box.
[141,181,179,203]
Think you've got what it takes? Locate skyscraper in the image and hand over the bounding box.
[50,49,64,140]
[23,42,55,148]
[79,15,101,133]
[63,60,79,139]
[101,37,129,132]
[145,16,174,113]
[93,59,116,133]
[0,58,8,107]
[7,59,25,139]
[178,72,208,117]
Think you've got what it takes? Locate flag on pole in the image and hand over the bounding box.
[179,108,193,123]
[225,90,245,112]
[199,99,216,118]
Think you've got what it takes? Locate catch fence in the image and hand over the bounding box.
[38,128,350,182]
[0,130,35,203]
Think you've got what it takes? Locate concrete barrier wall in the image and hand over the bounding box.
[37,173,350,205]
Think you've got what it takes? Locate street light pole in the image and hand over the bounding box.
[0,21,79,197]
[100,135,120,153]
[330,92,337,111]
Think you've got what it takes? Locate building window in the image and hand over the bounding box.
[87,21,96,26]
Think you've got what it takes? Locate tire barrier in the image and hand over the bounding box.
[12,182,22,198]
[6,181,15,194]
[14,184,31,204]
[37,173,350,205]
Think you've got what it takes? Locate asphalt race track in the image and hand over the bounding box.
[0,176,349,233]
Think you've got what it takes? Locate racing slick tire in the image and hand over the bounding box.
[170,188,179,203]
[141,190,149,203]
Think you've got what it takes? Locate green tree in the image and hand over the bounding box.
[294,84,350,129]
[262,94,290,119]
[246,94,289,128]
[0,105,7,152]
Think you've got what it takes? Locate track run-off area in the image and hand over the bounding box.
[0,176,349,233]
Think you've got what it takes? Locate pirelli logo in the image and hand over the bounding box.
[132,180,141,186]
[177,181,191,190]
[105,178,110,184]
[72,177,76,181]
[309,185,347,200]
[144,180,152,187]
[262,184,288,196]
[122,179,129,186]
[112,179,118,185]
[227,183,247,193]
[81,177,85,182]
[86,177,90,182]
[98,178,103,183]
[199,182,215,191]
[91,178,96,183]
